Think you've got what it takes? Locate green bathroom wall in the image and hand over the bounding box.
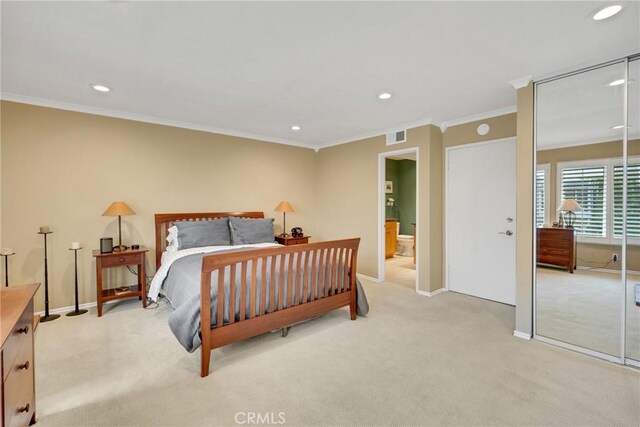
[397,159,416,234]
[385,158,416,235]
[385,158,399,219]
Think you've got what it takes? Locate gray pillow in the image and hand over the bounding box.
[229,217,275,244]
[175,218,231,249]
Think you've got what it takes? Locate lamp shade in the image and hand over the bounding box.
[102,201,135,217]
[274,201,295,213]
[558,199,583,212]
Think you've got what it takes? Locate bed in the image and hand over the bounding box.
[151,212,368,377]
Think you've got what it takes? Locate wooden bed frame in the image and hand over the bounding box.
[154,212,360,377]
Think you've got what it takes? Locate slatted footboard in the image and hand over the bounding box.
[199,238,360,377]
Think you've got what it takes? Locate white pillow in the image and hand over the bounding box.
[166,226,179,252]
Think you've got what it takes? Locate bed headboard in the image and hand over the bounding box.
[154,211,264,269]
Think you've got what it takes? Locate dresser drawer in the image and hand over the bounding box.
[538,230,572,242]
[538,237,572,248]
[2,301,33,382]
[101,253,141,268]
[538,246,570,257]
[4,344,34,427]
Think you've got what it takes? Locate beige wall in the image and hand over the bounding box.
[0,99,540,338]
[1,101,318,312]
[516,83,534,336]
[315,113,518,295]
[443,113,517,148]
[537,139,640,271]
[315,125,444,293]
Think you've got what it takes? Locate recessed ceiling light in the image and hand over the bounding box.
[291,125,301,131]
[611,124,631,130]
[593,4,622,20]
[378,92,392,100]
[608,79,634,86]
[90,84,111,92]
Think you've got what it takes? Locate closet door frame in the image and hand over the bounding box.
[532,55,637,368]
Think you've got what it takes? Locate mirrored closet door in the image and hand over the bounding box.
[625,58,639,365]
[535,55,639,366]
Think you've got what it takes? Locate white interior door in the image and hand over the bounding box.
[446,138,516,305]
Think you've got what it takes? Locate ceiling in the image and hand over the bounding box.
[1,1,639,149]
[537,58,640,150]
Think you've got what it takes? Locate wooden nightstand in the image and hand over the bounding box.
[275,235,310,246]
[92,248,148,316]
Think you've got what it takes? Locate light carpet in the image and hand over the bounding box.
[384,256,416,289]
[35,280,639,426]
[537,267,640,360]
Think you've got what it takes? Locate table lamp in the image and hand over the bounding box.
[274,201,294,237]
[102,201,135,251]
[558,199,582,228]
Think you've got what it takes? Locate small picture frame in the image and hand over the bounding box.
[385,181,393,194]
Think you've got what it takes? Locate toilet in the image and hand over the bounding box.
[396,234,414,257]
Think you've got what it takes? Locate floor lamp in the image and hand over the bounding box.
[38,227,59,322]
[1,248,15,287]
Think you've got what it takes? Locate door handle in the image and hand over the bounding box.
[498,230,513,236]
[506,217,514,223]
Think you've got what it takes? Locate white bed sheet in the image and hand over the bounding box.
[149,242,281,301]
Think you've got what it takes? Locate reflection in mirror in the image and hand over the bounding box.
[535,61,634,358]
[626,58,640,363]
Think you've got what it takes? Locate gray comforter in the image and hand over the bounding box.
[161,250,369,352]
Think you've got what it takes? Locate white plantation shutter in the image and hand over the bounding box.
[561,165,606,237]
[536,169,546,227]
[613,163,640,238]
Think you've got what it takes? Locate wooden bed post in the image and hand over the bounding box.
[349,247,358,321]
[200,270,212,377]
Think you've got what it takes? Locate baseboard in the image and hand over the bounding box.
[576,266,640,275]
[416,288,447,297]
[35,301,97,317]
[356,273,381,283]
[513,330,532,340]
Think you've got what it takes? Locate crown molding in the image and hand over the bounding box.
[0,92,317,150]
[439,105,517,133]
[508,76,533,90]
[318,117,433,150]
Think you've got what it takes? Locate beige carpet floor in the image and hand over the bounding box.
[384,255,416,289]
[537,267,640,360]
[35,280,639,426]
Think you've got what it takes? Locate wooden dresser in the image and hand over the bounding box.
[1,283,39,427]
[537,228,577,273]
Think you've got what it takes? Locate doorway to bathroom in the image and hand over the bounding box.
[378,147,418,291]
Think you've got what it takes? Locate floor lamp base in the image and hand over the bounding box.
[40,313,60,322]
[66,309,88,317]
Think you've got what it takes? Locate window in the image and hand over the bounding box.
[560,165,606,237]
[557,157,640,243]
[613,163,640,238]
[536,164,550,227]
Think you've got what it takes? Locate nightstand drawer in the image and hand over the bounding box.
[289,238,308,245]
[100,253,141,268]
[275,235,310,246]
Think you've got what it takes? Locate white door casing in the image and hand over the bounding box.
[445,138,517,305]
